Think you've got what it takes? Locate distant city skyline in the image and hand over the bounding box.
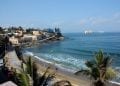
[0,0,120,32]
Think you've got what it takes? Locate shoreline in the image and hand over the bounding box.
[23,52,91,86]
[25,51,77,73]
[23,51,120,86]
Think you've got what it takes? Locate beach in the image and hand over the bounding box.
[22,32,120,86]
[23,53,120,86]
[23,53,91,86]
[24,33,120,83]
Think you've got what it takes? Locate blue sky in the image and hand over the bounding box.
[0,0,120,32]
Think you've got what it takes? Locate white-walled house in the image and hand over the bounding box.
[23,35,37,41]
[32,31,40,36]
[9,36,19,45]
[20,35,37,43]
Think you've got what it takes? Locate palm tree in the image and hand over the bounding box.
[38,67,50,86]
[14,71,30,86]
[75,50,116,86]
[10,64,30,86]
[25,57,55,86]
[33,62,40,86]
[26,56,33,78]
[37,66,57,86]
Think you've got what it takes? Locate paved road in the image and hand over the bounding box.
[4,50,22,71]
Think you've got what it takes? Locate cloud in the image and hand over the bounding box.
[79,13,120,27]
[78,13,120,32]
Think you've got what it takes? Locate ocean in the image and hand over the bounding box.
[24,32,120,82]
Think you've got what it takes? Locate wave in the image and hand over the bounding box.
[24,51,34,56]
[24,51,52,64]
[23,51,77,73]
[38,53,87,69]
[24,51,120,83]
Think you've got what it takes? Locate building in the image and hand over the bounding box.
[9,36,19,45]
[20,35,37,43]
[24,35,37,41]
[15,30,23,36]
[43,28,54,33]
[32,31,40,36]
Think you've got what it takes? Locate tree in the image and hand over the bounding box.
[75,50,116,86]
[25,57,56,86]
[55,28,62,37]
[10,64,30,86]
[18,26,23,31]
[0,36,9,58]
[36,66,55,86]
[14,71,30,86]
[32,62,39,86]
[26,56,33,78]
[0,27,4,34]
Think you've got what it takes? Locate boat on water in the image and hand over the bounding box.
[84,30,93,34]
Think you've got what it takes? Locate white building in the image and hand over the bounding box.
[32,31,40,36]
[20,35,37,42]
[9,36,19,45]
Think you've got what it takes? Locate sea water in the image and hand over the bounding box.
[24,32,120,82]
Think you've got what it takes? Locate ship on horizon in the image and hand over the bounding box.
[84,30,93,34]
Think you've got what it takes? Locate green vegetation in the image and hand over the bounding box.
[32,62,40,86]
[26,57,33,78]
[0,36,9,59]
[0,34,116,86]
[12,56,56,86]
[0,27,66,86]
[14,71,30,86]
[0,27,5,34]
[75,50,117,86]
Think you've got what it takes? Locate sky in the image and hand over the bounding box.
[0,0,120,33]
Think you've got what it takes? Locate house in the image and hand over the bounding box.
[23,35,37,41]
[20,35,37,43]
[9,36,19,45]
[32,31,40,36]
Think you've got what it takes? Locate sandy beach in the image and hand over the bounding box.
[31,57,120,86]
[27,55,91,86]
